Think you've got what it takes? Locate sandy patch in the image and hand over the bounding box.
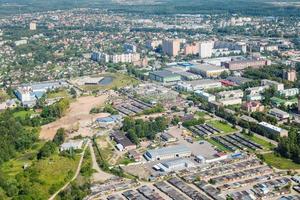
[40,95,108,140]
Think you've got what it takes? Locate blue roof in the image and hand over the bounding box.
[96,115,120,123]
[177,62,193,67]
[33,91,45,99]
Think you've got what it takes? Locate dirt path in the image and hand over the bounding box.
[89,142,113,182]
[40,95,108,140]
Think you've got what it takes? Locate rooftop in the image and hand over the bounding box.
[150,70,180,78]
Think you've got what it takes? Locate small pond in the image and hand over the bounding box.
[99,76,114,85]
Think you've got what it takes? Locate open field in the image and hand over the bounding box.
[1,142,44,177]
[47,89,70,99]
[207,120,237,134]
[35,154,80,197]
[1,150,80,199]
[262,153,300,170]
[81,73,139,91]
[13,110,35,119]
[40,95,109,140]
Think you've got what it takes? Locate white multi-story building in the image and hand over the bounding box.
[162,39,181,57]
[110,53,140,63]
[199,41,214,58]
[195,90,216,102]
[278,88,299,98]
[217,89,244,99]
[261,79,284,91]
[176,79,222,92]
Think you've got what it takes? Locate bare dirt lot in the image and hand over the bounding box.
[40,95,108,140]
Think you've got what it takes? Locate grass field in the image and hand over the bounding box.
[242,134,275,150]
[82,73,139,91]
[47,90,69,99]
[262,153,300,170]
[1,146,80,199]
[13,110,35,119]
[96,136,114,162]
[35,154,80,194]
[207,120,237,134]
[1,142,44,177]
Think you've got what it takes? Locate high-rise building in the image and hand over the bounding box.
[29,21,37,31]
[162,39,181,57]
[199,41,214,58]
[283,68,297,82]
[184,43,199,55]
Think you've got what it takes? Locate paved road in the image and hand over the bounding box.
[48,140,90,200]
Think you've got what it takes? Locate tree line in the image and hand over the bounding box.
[122,116,168,145]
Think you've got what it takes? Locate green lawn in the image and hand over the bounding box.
[82,73,139,91]
[117,156,135,165]
[47,90,69,99]
[196,111,207,118]
[242,134,275,150]
[13,110,35,119]
[207,120,237,134]
[262,153,300,170]
[36,154,80,190]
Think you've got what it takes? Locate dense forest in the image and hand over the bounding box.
[0,0,300,17]
[122,116,168,144]
[277,128,300,164]
[0,111,38,165]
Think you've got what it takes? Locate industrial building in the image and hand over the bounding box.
[221,58,269,71]
[165,67,200,80]
[176,79,222,92]
[189,63,228,78]
[111,131,136,151]
[14,80,68,107]
[195,90,216,102]
[149,70,181,83]
[258,122,288,137]
[95,115,122,128]
[60,140,84,151]
[154,158,195,172]
[144,144,191,161]
[268,108,290,120]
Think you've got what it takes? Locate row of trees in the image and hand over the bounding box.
[277,128,300,163]
[122,116,168,144]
